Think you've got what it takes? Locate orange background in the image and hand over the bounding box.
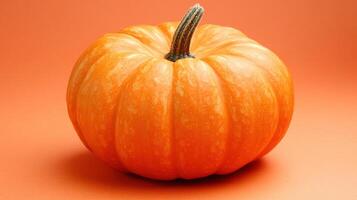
[0,0,356,199]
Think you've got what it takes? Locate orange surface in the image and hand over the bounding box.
[0,0,356,199]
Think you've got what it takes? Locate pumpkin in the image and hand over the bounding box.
[67,4,293,180]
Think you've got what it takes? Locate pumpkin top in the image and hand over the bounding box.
[91,4,256,64]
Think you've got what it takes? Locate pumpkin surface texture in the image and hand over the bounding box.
[67,4,294,180]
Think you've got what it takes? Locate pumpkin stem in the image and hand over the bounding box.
[165,4,204,62]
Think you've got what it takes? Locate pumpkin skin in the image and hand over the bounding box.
[67,8,293,180]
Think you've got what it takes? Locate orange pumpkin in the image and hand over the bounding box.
[67,4,293,180]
